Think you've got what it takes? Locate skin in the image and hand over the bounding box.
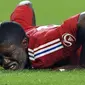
[1,3,85,70]
[0,37,28,70]
[0,2,36,70]
[1,12,85,70]
[78,12,85,28]
[55,12,85,70]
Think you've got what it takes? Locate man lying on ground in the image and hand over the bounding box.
[0,0,85,70]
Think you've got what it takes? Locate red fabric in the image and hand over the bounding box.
[10,5,80,69]
[60,14,80,65]
[10,5,34,32]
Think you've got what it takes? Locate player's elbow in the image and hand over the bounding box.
[18,0,32,7]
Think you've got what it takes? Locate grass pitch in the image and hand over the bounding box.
[0,0,85,85]
[0,69,85,85]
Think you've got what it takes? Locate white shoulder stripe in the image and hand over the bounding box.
[34,45,63,59]
[29,44,63,61]
[28,38,60,52]
[34,38,60,51]
[29,45,63,61]
[28,48,34,53]
[34,42,62,55]
[29,52,34,57]
[28,38,64,60]
[29,57,35,61]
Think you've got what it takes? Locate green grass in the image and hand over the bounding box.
[1,0,85,24]
[0,0,85,85]
[0,69,85,85]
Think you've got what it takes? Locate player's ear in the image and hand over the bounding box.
[21,37,28,49]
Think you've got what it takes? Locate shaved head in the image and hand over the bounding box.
[0,21,27,46]
[0,21,30,70]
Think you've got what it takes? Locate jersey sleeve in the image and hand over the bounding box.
[28,26,64,69]
[10,5,33,31]
[61,14,80,34]
[60,14,80,65]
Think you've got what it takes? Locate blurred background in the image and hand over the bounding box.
[0,0,85,25]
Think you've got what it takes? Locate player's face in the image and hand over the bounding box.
[0,44,27,70]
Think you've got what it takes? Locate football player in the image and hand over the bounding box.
[0,0,85,70]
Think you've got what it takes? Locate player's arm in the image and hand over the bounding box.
[18,0,36,26]
[77,12,85,67]
[10,0,36,30]
[78,12,85,28]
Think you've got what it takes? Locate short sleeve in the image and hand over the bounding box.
[10,5,33,31]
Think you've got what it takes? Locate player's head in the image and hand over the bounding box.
[0,21,29,70]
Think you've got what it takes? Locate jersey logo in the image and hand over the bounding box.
[62,33,76,47]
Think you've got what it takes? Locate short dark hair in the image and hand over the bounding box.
[0,21,26,45]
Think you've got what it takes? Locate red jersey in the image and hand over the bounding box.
[10,5,80,68]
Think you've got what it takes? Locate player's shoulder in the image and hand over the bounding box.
[65,14,80,23]
[26,25,60,37]
[35,25,60,31]
[78,12,85,22]
[79,12,85,18]
[78,12,85,28]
